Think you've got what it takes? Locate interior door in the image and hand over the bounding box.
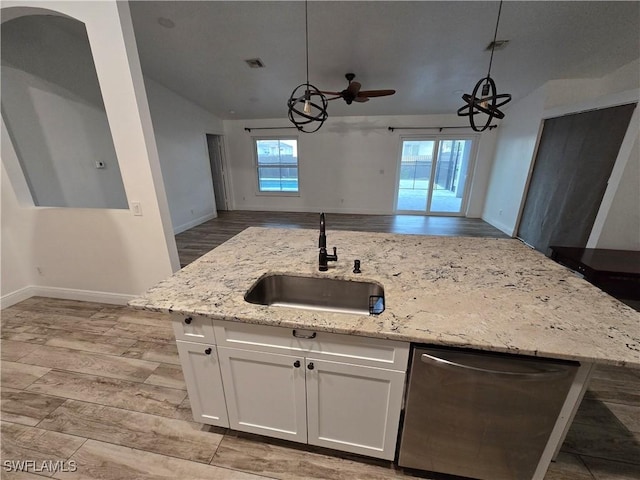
[396,137,475,215]
[206,134,229,211]
[517,103,636,254]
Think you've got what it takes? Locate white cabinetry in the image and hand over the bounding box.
[217,348,307,442]
[176,341,228,427]
[306,358,405,458]
[172,314,228,428]
[172,314,409,460]
[215,320,409,460]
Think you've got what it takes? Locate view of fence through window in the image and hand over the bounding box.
[397,138,473,214]
[255,139,299,192]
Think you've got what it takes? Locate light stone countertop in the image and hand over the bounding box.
[129,227,640,368]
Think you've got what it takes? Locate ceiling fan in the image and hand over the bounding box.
[321,73,396,105]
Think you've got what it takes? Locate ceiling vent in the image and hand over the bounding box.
[486,40,509,51]
[245,58,265,68]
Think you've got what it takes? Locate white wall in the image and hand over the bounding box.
[1,1,179,308]
[481,86,547,236]
[1,14,128,209]
[1,159,33,304]
[482,58,640,240]
[596,133,640,250]
[224,114,497,217]
[144,77,224,233]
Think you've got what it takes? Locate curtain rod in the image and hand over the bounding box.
[388,125,497,132]
[244,127,298,132]
[243,125,497,133]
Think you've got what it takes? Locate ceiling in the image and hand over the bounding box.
[128,1,640,120]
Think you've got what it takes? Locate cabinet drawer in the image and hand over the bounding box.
[214,320,409,371]
[171,313,215,343]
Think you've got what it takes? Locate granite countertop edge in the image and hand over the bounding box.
[129,227,640,369]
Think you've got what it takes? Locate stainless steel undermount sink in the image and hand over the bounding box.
[244,274,385,315]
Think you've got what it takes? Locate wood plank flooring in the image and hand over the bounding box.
[1,212,638,479]
[175,210,509,267]
[1,298,639,479]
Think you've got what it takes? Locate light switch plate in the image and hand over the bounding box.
[131,202,142,216]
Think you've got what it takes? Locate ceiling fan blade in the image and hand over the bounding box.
[347,81,361,96]
[353,97,370,103]
[358,89,396,98]
[320,91,343,96]
[326,96,343,101]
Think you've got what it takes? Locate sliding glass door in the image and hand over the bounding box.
[395,137,476,215]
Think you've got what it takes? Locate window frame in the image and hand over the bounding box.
[394,134,479,216]
[252,136,301,197]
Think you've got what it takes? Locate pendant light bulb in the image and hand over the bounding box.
[479,83,491,109]
[303,99,311,114]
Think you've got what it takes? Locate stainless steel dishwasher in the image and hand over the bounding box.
[398,346,579,480]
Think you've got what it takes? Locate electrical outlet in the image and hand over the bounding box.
[95,161,106,169]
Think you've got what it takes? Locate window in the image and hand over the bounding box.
[254,138,299,193]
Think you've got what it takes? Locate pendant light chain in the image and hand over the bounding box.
[305,0,309,86]
[486,0,504,80]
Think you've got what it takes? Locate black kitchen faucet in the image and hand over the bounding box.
[319,213,338,271]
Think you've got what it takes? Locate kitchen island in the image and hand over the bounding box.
[131,227,639,366]
[130,227,640,479]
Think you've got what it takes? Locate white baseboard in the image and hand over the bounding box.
[235,205,394,215]
[1,286,34,309]
[481,215,515,237]
[1,285,135,309]
[173,212,217,234]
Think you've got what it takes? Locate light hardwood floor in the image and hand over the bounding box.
[1,212,639,479]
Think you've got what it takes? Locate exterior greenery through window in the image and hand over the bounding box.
[255,138,299,193]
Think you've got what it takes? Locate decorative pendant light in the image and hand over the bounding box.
[287,0,328,132]
[457,0,512,132]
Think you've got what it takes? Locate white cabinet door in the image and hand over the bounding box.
[305,358,405,460]
[217,347,307,443]
[176,341,229,428]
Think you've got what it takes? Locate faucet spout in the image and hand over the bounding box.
[318,212,337,271]
[319,212,326,248]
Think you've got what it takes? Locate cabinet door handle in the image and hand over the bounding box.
[307,362,314,370]
[184,317,192,324]
[292,330,316,339]
[204,347,212,355]
[293,360,301,368]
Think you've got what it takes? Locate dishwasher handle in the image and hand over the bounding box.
[420,352,572,379]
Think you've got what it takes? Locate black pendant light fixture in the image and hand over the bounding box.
[287,0,328,132]
[457,0,512,132]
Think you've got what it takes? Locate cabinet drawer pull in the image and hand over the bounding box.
[184,317,192,324]
[292,330,316,339]
[204,347,212,355]
[293,360,301,368]
[307,362,315,370]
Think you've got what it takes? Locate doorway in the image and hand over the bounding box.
[206,134,230,211]
[395,137,476,215]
